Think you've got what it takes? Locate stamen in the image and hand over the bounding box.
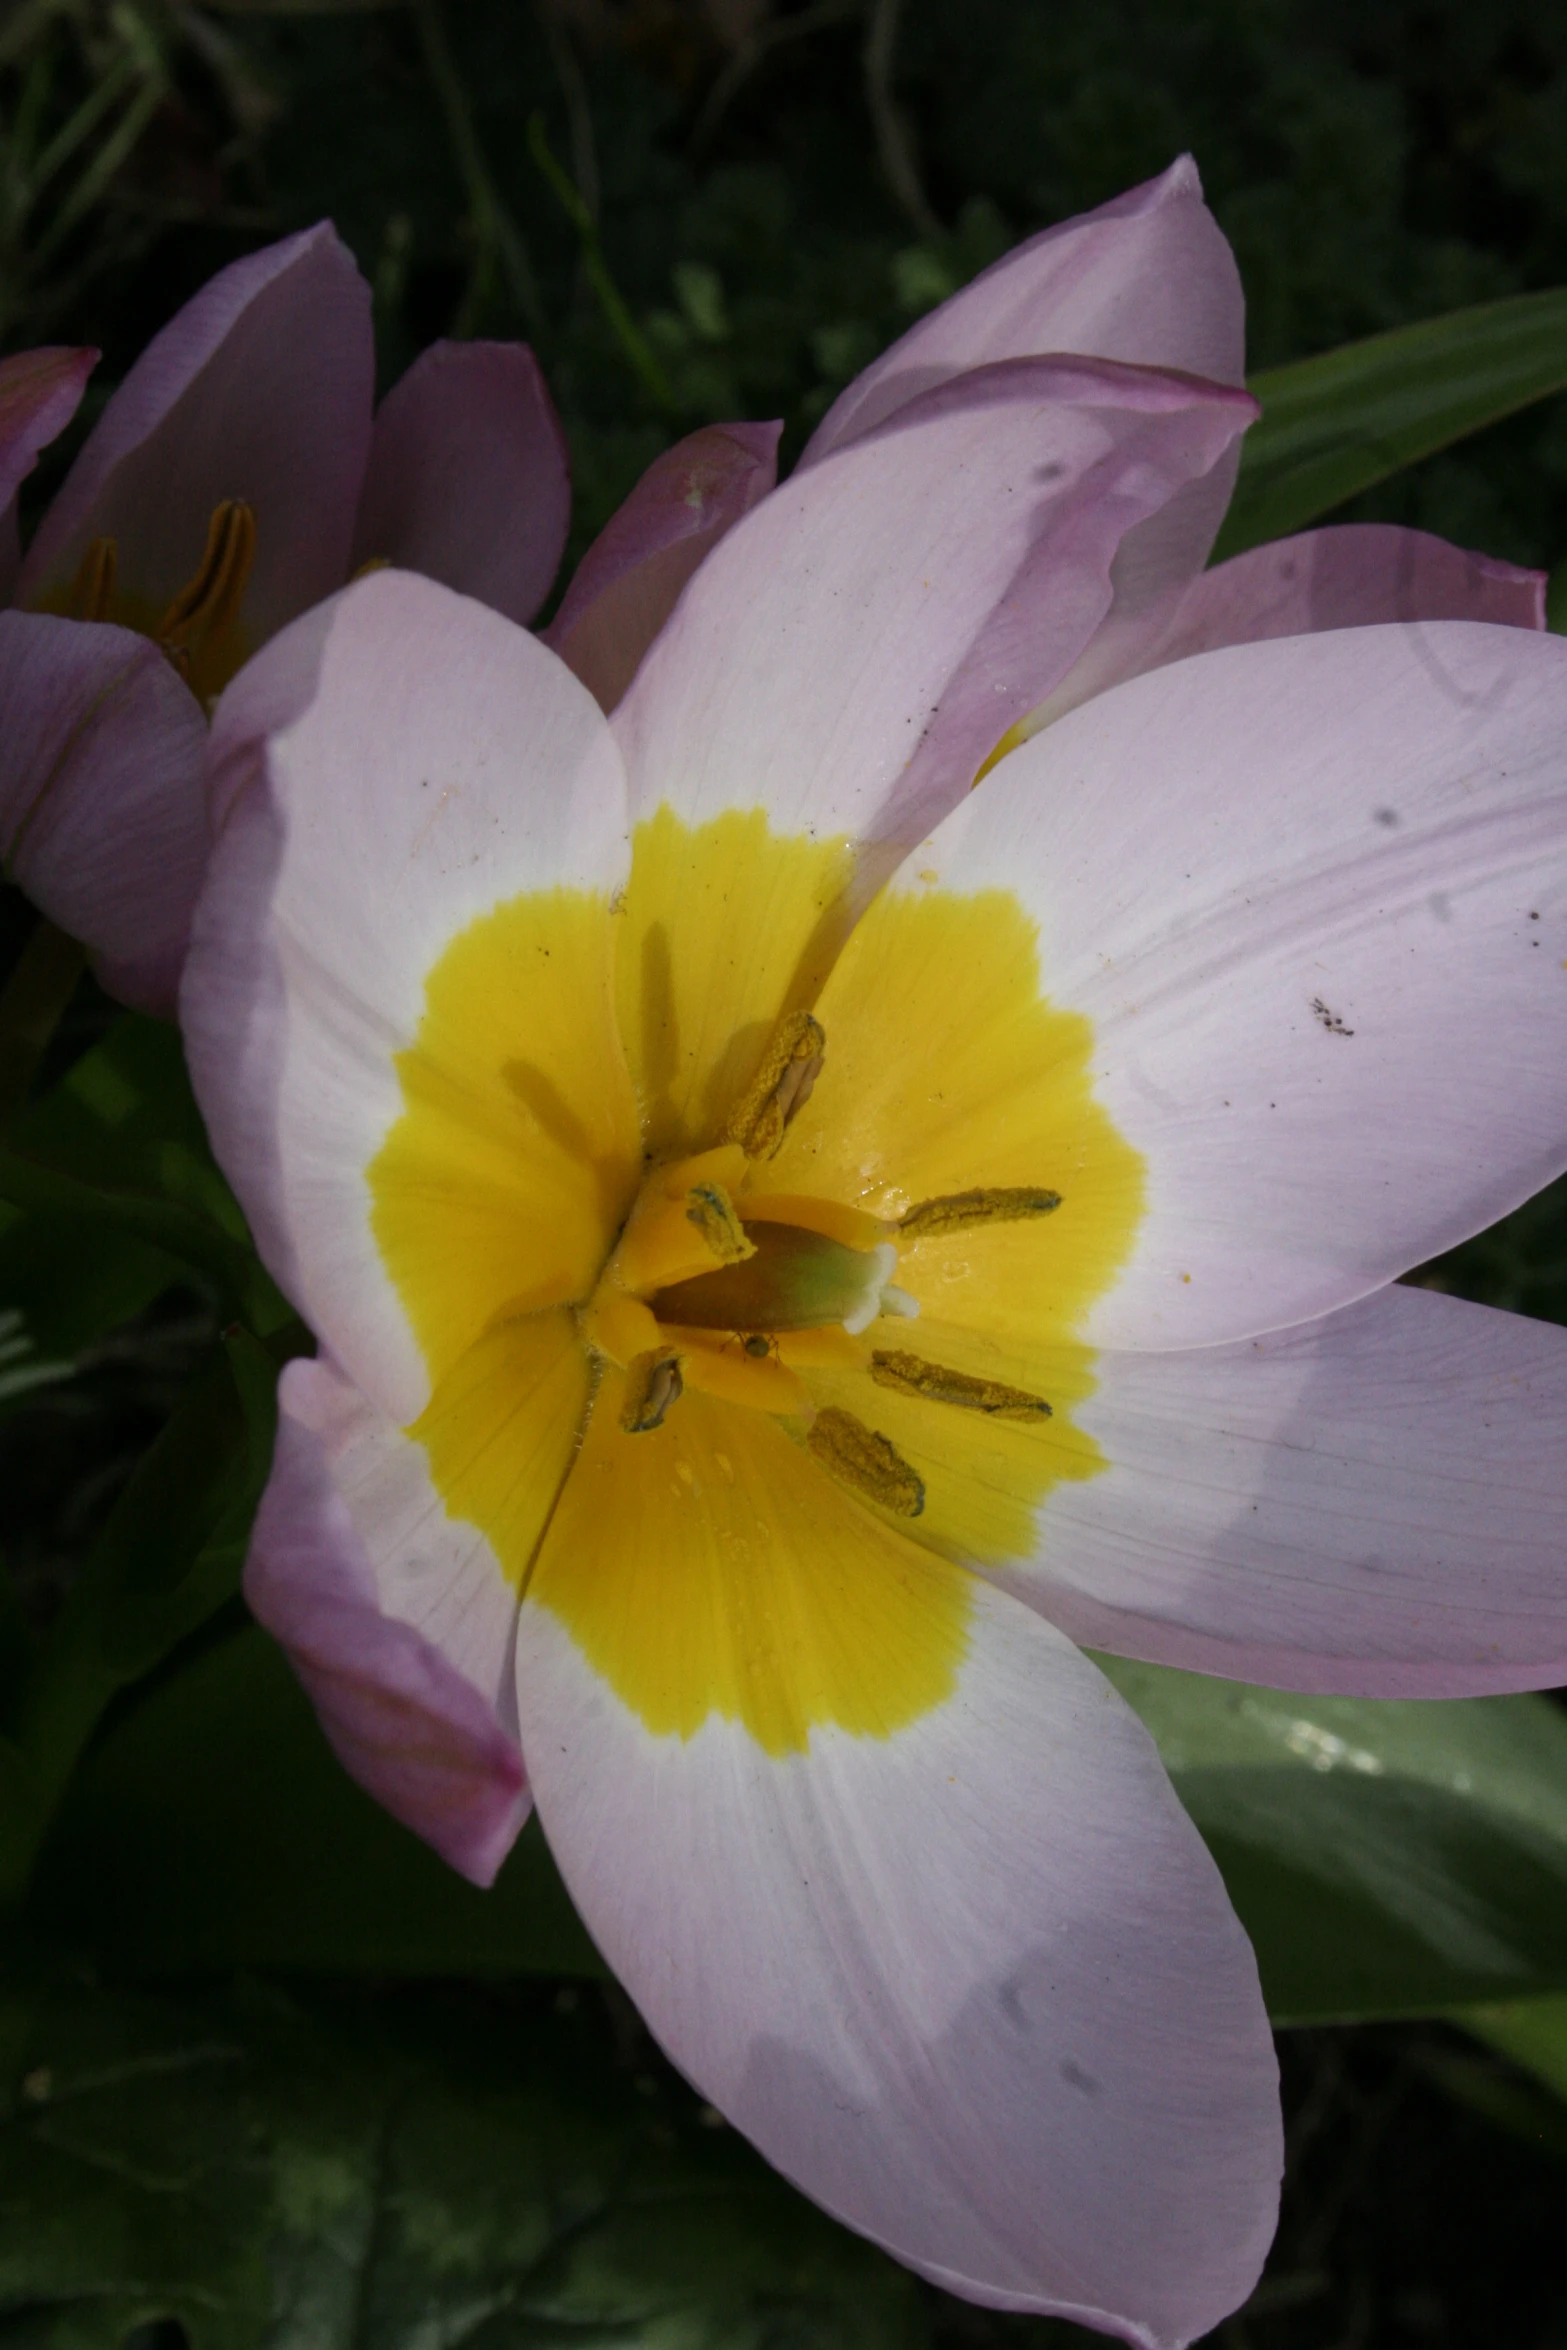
[67,536,117,623]
[157,500,256,670]
[581,1286,663,1368]
[612,1147,755,1293]
[663,1327,811,1417]
[725,1011,825,1159]
[806,1407,925,1517]
[685,1182,754,1265]
[870,1348,1052,1420]
[621,1348,684,1433]
[899,1185,1061,1241]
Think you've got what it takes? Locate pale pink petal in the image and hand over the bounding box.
[803,156,1244,464]
[900,623,1567,1350]
[799,161,1248,724]
[617,357,1254,864]
[184,571,634,1425]
[0,345,97,600]
[1016,457,1241,731]
[547,421,781,712]
[21,225,372,640]
[1145,523,1546,672]
[518,1557,1278,2349]
[0,610,207,1012]
[1043,507,1547,742]
[350,340,570,627]
[248,1354,529,1886]
[999,1285,1567,1696]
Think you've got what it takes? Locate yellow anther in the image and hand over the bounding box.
[870,1348,1052,1420]
[157,499,256,668]
[685,1182,755,1266]
[614,1172,755,1294]
[899,1185,1061,1242]
[621,1348,684,1433]
[725,1011,825,1160]
[66,536,118,623]
[806,1407,924,1518]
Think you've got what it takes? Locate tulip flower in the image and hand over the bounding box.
[181,163,1567,2347]
[0,226,569,1013]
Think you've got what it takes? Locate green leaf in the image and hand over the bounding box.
[1400,2031,1567,2163]
[0,1015,286,1351]
[1,1338,277,1906]
[0,1958,923,2350]
[1457,1992,1567,2105]
[1215,287,1567,559]
[33,1625,605,1980]
[1427,1992,1567,2161]
[1102,1657,1567,2023]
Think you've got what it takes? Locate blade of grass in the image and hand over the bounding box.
[1217,287,1567,559]
[527,110,675,413]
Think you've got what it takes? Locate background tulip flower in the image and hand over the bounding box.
[175,165,1567,2341]
[0,225,569,1015]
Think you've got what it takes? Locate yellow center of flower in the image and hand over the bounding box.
[35,498,258,706]
[367,809,1146,1753]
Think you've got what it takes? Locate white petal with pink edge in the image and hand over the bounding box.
[517,1576,1279,2350]
[908,621,1567,1349]
[351,340,571,627]
[0,611,207,1013]
[183,571,631,1424]
[20,224,372,638]
[802,155,1243,462]
[615,357,1253,863]
[249,1353,530,1886]
[1001,1284,1567,1697]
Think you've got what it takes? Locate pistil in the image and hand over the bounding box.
[581,1002,1062,1525]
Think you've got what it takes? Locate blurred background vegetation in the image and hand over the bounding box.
[5,3,1567,2345]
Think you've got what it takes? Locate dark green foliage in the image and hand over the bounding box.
[0,1956,923,2349]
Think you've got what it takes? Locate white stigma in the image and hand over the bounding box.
[841,1243,921,1337]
